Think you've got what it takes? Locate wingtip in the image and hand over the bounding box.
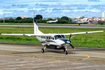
[99,30,104,32]
[102,30,104,32]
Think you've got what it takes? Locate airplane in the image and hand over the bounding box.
[46,18,58,24]
[76,19,90,24]
[1,19,104,55]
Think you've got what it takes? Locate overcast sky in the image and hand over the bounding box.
[0,0,105,18]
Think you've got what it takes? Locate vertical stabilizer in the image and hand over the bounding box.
[34,19,43,34]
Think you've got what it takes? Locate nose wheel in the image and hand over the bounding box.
[64,47,68,55]
[41,48,44,53]
[65,51,68,55]
[63,46,68,55]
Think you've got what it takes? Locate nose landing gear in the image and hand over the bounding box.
[64,46,68,55]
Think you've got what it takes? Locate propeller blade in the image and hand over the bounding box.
[69,34,71,40]
[70,44,75,49]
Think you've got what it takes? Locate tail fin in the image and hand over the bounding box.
[34,19,43,34]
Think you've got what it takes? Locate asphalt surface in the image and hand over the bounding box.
[0,44,105,70]
[0,25,105,29]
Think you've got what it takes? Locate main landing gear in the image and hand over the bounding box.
[65,51,68,55]
[41,48,44,53]
[41,46,68,55]
[41,46,46,53]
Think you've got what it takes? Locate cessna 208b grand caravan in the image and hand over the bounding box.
[1,20,103,55]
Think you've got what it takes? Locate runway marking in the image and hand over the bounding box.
[76,53,90,60]
[0,52,89,61]
[0,61,68,68]
[55,65,105,70]
[0,53,105,64]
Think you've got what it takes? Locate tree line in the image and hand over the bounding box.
[0,17,33,23]
[0,14,76,24]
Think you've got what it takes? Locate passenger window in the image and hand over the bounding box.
[38,36,41,38]
[50,37,54,40]
[47,36,49,39]
[45,36,54,40]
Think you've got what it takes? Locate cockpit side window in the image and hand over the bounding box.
[54,36,58,39]
[54,35,66,40]
[61,35,66,38]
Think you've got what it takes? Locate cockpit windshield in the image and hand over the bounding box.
[54,35,66,40]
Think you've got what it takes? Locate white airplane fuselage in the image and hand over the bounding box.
[36,35,70,49]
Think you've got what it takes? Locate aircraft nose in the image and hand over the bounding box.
[60,39,71,44]
[66,40,70,44]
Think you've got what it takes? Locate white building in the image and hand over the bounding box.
[102,12,105,18]
[20,16,27,19]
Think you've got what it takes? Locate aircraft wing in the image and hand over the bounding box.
[0,33,58,37]
[62,30,104,36]
[1,30,104,37]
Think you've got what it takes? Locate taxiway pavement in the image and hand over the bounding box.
[0,44,105,70]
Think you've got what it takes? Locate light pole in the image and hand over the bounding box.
[33,12,35,23]
[3,13,5,23]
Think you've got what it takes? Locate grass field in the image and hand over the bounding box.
[0,23,105,27]
[0,27,104,48]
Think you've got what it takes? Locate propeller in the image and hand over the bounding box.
[70,44,75,49]
[69,34,71,41]
[69,34,75,49]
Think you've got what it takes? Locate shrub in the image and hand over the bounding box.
[14,20,18,23]
[0,20,3,23]
[57,19,68,24]
[99,21,105,25]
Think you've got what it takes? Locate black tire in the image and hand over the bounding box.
[65,51,68,55]
[41,48,44,53]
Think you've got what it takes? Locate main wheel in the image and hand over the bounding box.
[65,51,68,55]
[41,48,44,53]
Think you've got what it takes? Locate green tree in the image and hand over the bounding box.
[80,16,85,19]
[0,20,3,23]
[25,18,33,23]
[99,21,105,25]
[35,14,43,19]
[57,19,68,24]
[14,20,18,23]
[16,17,22,20]
[48,18,53,20]
[69,18,72,22]
[5,20,9,23]
[9,18,14,23]
[61,16,69,20]
[92,17,95,20]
